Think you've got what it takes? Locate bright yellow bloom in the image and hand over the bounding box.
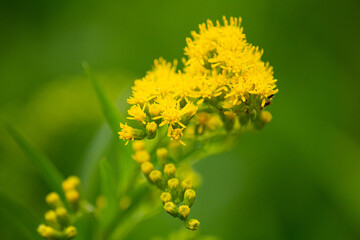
[127,104,147,124]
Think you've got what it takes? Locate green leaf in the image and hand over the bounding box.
[83,62,121,136]
[99,158,118,230]
[0,191,42,240]
[99,158,117,207]
[2,120,64,194]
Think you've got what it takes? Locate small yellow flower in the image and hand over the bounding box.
[164,202,178,217]
[181,179,193,191]
[65,190,80,203]
[127,104,147,124]
[149,170,163,185]
[64,226,77,238]
[62,176,81,192]
[167,178,179,190]
[260,110,272,123]
[169,128,186,145]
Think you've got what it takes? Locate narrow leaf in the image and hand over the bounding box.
[83,62,121,136]
[2,120,64,194]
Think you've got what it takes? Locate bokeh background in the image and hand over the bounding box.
[1,0,360,239]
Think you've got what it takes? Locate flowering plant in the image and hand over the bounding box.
[4,16,277,240]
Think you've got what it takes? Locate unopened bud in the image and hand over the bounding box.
[62,176,81,192]
[178,205,190,219]
[185,219,200,231]
[146,122,158,139]
[65,190,80,204]
[149,103,162,116]
[149,170,163,186]
[132,150,150,164]
[260,110,272,124]
[164,202,177,217]
[55,207,69,225]
[181,179,193,191]
[37,224,61,238]
[132,140,146,151]
[183,189,196,207]
[44,210,57,224]
[160,192,172,205]
[164,163,176,178]
[45,192,62,208]
[141,162,154,175]
[64,226,77,239]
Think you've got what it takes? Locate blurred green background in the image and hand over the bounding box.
[1,0,360,239]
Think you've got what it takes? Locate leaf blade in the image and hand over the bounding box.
[2,120,64,194]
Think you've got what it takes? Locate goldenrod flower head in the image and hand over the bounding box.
[260,110,272,123]
[62,176,81,192]
[127,104,147,124]
[132,149,150,164]
[37,224,55,238]
[178,205,190,219]
[65,190,80,203]
[164,201,178,217]
[118,123,146,145]
[164,163,176,178]
[149,170,163,185]
[44,210,57,224]
[146,121,158,133]
[167,178,180,190]
[184,189,196,207]
[156,148,168,160]
[181,179,193,191]
[132,140,146,151]
[64,226,77,238]
[185,219,200,231]
[160,192,173,204]
[148,103,162,116]
[141,161,154,175]
[185,16,277,106]
[45,192,61,207]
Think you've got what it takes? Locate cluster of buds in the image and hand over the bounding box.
[37,176,81,239]
[132,141,200,230]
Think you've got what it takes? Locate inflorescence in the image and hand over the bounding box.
[119,16,278,230]
[37,176,81,239]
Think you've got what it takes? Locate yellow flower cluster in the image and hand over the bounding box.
[132,141,200,230]
[119,16,278,146]
[37,176,81,239]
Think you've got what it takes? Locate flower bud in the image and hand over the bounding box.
[146,122,158,139]
[164,163,176,178]
[45,192,62,208]
[160,192,172,205]
[185,219,200,231]
[183,189,196,207]
[37,224,62,238]
[65,190,80,204]
[132,140,145,151]
[181,179,193,191]
[55,207,69,225]
[167,178,179,191]
[164,202,178,217]
[132,150,150,164]
[64,226,77,239]
[141,162,154,175]
[168,178,179,199]
[156,148,168,161]
[44,210,57,225]
[62,176,81,192]
[178,205,190,219]
[149,170,163,186]
[260,110,272,124]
